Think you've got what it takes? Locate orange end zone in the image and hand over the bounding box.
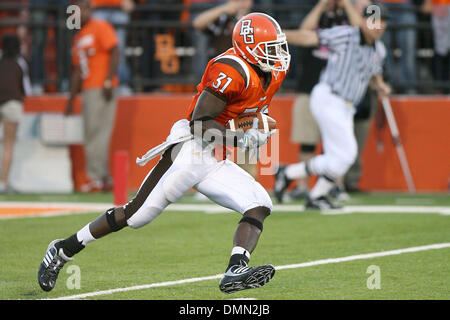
[0,203,110,219]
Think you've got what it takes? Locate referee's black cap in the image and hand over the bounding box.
[362,3,391,21]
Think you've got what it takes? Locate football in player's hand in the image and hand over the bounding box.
[226,112,276,133]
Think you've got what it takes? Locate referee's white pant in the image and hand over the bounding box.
[308,82,358,180]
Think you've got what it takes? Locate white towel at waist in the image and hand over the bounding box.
[136,119,193,166]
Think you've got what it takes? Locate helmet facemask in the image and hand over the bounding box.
[246,33,290,73]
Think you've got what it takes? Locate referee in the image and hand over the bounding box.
[275,4,392,210]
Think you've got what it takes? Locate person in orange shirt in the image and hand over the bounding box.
[66,0,120,192]
[90,0,134,94]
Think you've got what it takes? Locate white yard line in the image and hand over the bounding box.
[0,202,449,219]
[46,242,450,300]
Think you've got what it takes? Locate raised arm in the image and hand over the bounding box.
[284,29,320,47]
[300,0,330,30]
[341,0,363,27]
[190,89,244,147]
[192,2,237,30]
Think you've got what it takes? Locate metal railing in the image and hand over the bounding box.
[0,2,448,94]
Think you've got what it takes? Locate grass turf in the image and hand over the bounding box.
[0,192,449,300]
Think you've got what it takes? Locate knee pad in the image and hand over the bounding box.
[127,206,163,229]
[106,207,126,232]
[239,216,264,232]
[162,169,197,203]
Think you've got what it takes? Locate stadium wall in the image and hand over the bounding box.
[24,94,450,193]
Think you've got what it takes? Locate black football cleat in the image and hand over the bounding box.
[273,165,292,203]
[305,196,343,210]
[219,263,275,294]
[37,239,72,292]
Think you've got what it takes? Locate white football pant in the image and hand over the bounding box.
[126,121,273,229]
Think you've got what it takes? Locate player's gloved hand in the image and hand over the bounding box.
[240,118,272,148]
[239,118,276,160]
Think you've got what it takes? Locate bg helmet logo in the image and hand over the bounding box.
[239,20,254,44]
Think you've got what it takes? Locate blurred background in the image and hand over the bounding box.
[0,0,448,195]
[0,0,448,94]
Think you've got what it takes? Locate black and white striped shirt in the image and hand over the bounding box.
[318,26,386,106]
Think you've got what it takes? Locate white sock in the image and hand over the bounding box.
[310,177,335,199]
[231,246,251,260]
[76,223,96,246]
[285,162,308,180]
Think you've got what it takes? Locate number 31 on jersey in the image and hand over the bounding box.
[212,72,233,93]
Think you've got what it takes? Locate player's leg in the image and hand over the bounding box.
[37,139,215,292]
[195,160,275,293]
[37,142,195,291]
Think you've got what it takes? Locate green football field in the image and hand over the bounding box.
[0,192,449,300]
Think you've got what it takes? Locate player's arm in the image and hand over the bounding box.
[190,89,243,147]
[190,61,247,146]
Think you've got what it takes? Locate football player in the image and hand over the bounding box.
[37,13,290,294]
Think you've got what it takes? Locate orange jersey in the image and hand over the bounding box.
[187,48,288,126]
[71,19,119,90]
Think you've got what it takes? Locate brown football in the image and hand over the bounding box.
[225,112,276,133]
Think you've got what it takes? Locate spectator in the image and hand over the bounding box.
[29,0,70,94]
[65,0,120,193]
[422,0,450,93]
[0,0,28,47]
[0,34,31,193]
[193,0,254,58]
[288,0,364,201]
[378,0,418,93]
[189,0,226,84]
[90,0,134,94]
